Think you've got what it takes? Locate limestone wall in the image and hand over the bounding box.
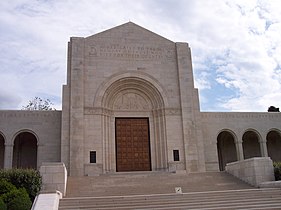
[200,112,281,171]
[225,157,275,187]
[0,110,61,169]
[40,162,67,196]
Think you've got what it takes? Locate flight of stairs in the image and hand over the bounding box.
[59,172,281,209]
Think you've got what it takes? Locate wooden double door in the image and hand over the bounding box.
[115,118,151,172]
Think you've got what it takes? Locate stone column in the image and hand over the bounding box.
[37,144,43,170]
[4,144,13,169]
[260,141,268,157]
[235,141,244,161]
[259,133,268,157]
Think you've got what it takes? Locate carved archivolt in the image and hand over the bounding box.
[113,92,150,111]
[94,72,169,109]
[102,77,165,111]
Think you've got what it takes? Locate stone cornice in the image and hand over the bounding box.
[201,112,281,119]
[0,110,61,118]
[84,107,182,116]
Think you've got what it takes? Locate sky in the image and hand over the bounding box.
[0,0,281,112]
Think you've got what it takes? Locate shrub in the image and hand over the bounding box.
[0,168,42,201]
[2,188,32,210]
[0,197,7,210]
[0,179,16,195]
[273,162,281,181]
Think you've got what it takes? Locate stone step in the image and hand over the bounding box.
[61,188,280,203]
[59,188,281,210]
[60,172,281,209]
[65,172,254,198]
[60,197,281,208]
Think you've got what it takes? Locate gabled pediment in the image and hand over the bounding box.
[85,22,174,44]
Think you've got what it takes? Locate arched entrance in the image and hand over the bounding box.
[217,131,237,171]
[0,133,4,168]
[267,130,281,162]
[96,74,168,173]
[12,132,37,169]
[242,130,261,159]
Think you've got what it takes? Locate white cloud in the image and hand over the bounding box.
[0,0,280,111]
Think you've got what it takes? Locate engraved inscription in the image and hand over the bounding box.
[89,44,175,61]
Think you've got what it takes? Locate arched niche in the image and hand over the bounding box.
[217,130,237,171]
[12,131,38,169]
[242,130,261,159]
[267,129,281,162]
[99,76,168,173]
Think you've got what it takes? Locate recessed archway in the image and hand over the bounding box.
[267,130,281,162]
[12,131,37,169]
[242,130,261,159]
[217,130,237,171]
[0,133,4,169]
[98,75,168,173]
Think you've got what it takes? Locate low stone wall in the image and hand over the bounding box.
[225,157,275,187]
[40,162,67,196]
[31,191,62,210]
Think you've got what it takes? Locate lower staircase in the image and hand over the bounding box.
[59,172,281,209]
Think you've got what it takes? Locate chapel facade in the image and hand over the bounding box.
[0,22,281,176]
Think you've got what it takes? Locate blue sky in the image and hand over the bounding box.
[0,0,281,111]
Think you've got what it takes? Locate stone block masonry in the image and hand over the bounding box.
[40,162,67,196]
[225,157,275,187]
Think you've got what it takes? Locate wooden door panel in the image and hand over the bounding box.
[116,118,151,172]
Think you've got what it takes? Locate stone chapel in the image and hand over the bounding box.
[0,22,281,177]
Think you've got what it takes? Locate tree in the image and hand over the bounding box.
[21,97,56,110]
[268,106,280,112]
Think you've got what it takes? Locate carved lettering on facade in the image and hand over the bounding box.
[89,44,175,62]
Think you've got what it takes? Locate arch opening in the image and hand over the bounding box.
[267,130,281,162]
[100,76,168,173]
[242,131,261,159]
[217,131,237,171]
[12,132,37,169]
[0,134,4,169]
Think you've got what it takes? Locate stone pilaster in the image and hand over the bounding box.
[69,37,85,176]
[176,42,205,172]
